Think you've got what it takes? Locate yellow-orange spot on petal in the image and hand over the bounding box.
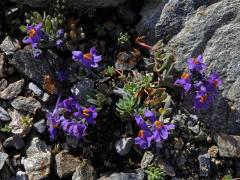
[83,53,92,60]
[28,29,36,38]
[193,58,199,64]
[82,109,91,117]
[213,80,219,87]
[154,121,164,129]
[181,73,190,80]
[200,95,207,103]
[138,130,145,138]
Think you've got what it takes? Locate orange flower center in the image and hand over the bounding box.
[200,95,207,103]
[83,53,92,60]
[213,80,218,87]
[154,121,164,129]
[138,130,145,138]
[28,29,36,38]
[181,73,190,80]
[82,109,91,117]
[193,58,199,64]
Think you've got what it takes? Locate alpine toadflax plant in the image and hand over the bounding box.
[135,110,175,149]
[174,55,222,110]
[72,47,102,68]
[46,95,97,140]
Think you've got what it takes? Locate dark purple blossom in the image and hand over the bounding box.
[33,48,42,60]
[57,70,68,81]
[22,23,42,48]
[207,73,222,93]
[46,95,97,140]
[56,39,64,48]
[56,28,64,38]
[72,47,102,68]
[46,95,62,140]
[174,72,192,92]
[193,86,214,110]
[187,55,206,72]
[134,115,153,149]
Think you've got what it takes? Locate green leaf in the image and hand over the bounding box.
[19,25,26,32]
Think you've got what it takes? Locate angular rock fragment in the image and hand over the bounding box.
[11,96,41,114]
[0,79,24,100]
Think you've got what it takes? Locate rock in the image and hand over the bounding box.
[208,145,218,158]
[115,48,142,70]
[117,4,138,25]
[9,46,63,92]
[0,106,11,121]
[0,152,8,170]
[0,164,11,180]
[41,93,50,102]
[33,119,46,134]
[0,79,8,91]
[0,79,24,100]
[71,78,94,104]
[22,137,51,180]
[15,171,29,180]
[162,0,240,133]
[0,53,6,77]
[55,151,81,178]
[9,109,31,137]
[115,137,134,156]
[66,135,80,149]
[28,82,42,96]
[141,151,154,169]
[65,0,127,8]
[3,135,25,150]
[152,156,175,177]
[98,168,144,180]
[0,36,20,55]
[198,153,210,177]
[135,0,166,44]
[11,96,41,114]
[9,0,126,8]
[176,154,186,167]
[72,160,97,180]
[188,124,200,134]
[216,134,240,158]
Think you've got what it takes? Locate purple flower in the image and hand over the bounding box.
[46,95,62,140]
[174,72,192,92]
[207,73,222,92]
[56,28,64,38]
[72,47,102,68]
[33,48,42,60]
[56,39,64,48]
[187,55,206,72]
[58,96,77,113]
[144,110,175,143]
[134,115,153,149]
[22,23,42,48]
[74,106,97,125]
[152,121,175,142]
[57,70,68,81]
[193,86,214,110]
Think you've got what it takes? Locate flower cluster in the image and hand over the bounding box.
[22,23,43,60]
[55,28,65,49]
[46,95,97,140]
[174,55,222,110]
[72,47,102,68]
[134,110,175,149]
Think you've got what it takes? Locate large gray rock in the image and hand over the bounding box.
[98,169,144,180]
[0,79,24,100]
[0,152,8,170]
[0,36,20,55]
[55,151,81,178]
[115,137,134,156]
[216,134,240,158]
[0,107,11,121]
[9,0,126,8]
[22,137,51,180]
[72,160,97,180]
[11,96,41,114]
[9,46,62,92]
[165,0,240,134]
